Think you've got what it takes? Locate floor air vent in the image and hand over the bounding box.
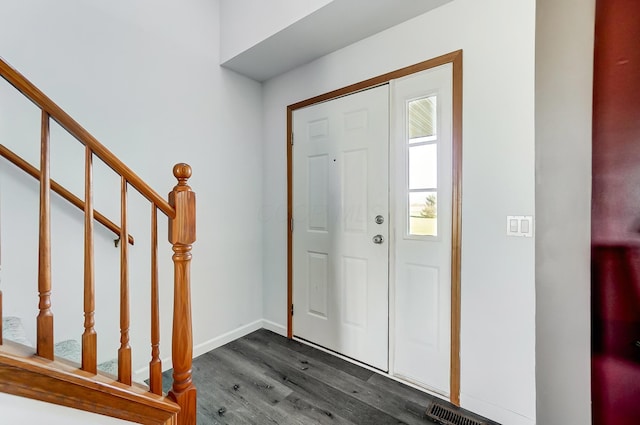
[426,403,487,425]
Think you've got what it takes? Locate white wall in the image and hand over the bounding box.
[0,0,263,377]
[535,0,594,423]
[219,0,334,63]
[261,1,537,424]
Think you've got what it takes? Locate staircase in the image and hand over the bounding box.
[0,57,197,424]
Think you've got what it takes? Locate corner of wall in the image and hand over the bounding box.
[534,0,595,423]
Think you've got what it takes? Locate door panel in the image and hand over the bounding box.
[293,85,389,371]
[391,64,453,395]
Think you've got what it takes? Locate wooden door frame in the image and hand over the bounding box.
[286,50,463,406]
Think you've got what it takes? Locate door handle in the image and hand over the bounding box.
[373,234,384,244]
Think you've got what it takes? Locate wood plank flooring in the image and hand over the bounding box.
[161,329,495,425]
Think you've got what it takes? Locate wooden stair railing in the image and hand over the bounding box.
[0,57,197,425]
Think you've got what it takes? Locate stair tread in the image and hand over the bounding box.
[3,317,122,379]
[2,317,31,347]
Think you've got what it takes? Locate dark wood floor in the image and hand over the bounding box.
[162,329,495,425]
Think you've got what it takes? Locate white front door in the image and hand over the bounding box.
[391,64,453,395]
[292,85,390,371]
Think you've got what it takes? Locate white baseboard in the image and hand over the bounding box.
[261,319,287,336]
[192,319,264,359]
[460,393,535,425]
[133,319,264,382]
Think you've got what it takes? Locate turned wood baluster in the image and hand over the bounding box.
[118,177,132,385]
[37,110,54,360]
[82,146,97,373]
[149,204,162,395]
[168,164,196,425]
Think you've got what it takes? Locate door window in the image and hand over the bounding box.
[407,96,438,237]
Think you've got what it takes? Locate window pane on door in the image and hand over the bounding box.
[409,96,437,140]
[409,191,437,236]
[409,144,437,190]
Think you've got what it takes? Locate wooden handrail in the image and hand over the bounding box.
[0,144,134,245]
[0,58,175,219]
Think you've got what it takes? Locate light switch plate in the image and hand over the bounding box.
[507,215,534,237]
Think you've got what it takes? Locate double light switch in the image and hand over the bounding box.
[507,215,533,237]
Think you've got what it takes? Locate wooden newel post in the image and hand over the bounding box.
[167,163,197,425]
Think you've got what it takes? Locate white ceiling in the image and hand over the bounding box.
[220,0,453,82]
